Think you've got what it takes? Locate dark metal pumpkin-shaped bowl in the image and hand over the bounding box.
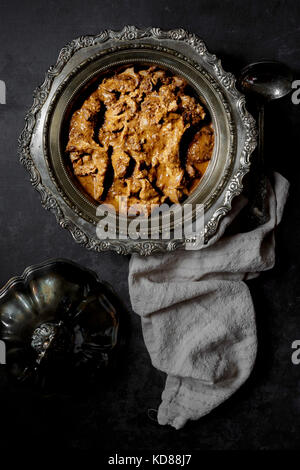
[0,259,125,387]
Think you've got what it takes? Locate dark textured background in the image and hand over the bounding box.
[0,0,299,453]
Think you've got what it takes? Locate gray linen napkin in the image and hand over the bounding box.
[129,172,289,429]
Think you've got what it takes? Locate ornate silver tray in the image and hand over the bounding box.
[19,26,257,255]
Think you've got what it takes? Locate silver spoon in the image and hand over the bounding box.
[239,60,293,161]
[238,60,293,223]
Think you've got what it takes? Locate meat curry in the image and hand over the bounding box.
[66,66,214,214]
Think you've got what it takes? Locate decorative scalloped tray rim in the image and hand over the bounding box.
[18,26,257,256]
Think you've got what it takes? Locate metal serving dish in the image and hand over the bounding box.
[19,26,257,255]
[0,259,124,386]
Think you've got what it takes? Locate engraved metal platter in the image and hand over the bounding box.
[19,26,257,255]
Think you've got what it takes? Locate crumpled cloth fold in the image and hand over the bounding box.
[129,172,289,429]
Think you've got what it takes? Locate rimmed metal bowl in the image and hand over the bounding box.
[19,26,257,255]
[0,259,125,387]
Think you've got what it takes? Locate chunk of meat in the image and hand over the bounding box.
[100,67,139,94]
[111,148,131,178]
[66,90,101,154]
[186,124,214,178]
[65,90,108,199]
[73,155,96,176]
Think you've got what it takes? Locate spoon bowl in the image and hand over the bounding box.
[239,60,293,102]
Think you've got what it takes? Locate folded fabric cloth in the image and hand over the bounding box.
[129,172,289,429]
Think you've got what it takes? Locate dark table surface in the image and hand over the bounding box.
[0,0,299,453]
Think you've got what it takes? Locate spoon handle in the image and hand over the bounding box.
[251,103,269,225]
